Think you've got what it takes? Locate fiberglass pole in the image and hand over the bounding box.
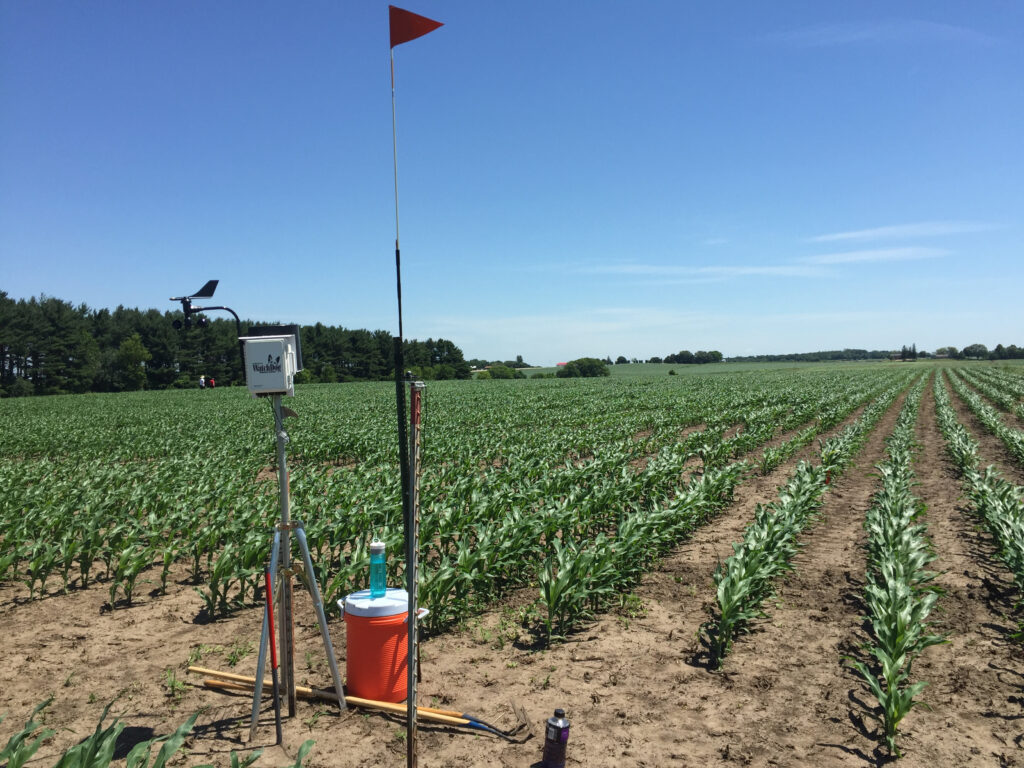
[391,46,412,550]
[391,43,415,768]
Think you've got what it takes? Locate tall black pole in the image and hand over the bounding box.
[395,245,411,519]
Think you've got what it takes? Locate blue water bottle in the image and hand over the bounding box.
[369,540,386,598]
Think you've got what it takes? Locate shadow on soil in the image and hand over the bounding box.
[112,726,158,760]
[809,689,899,766]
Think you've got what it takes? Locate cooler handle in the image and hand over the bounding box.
[336,600,428,621]
[404,607,429,623]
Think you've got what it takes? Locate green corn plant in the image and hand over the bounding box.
[24,542,58,600]
[936,372,1024,612]
[0,544,22,585]
[278,739,315,768]
[123,712,200,768]
[196,543,241,616]
[236,532,268,605]
[848,657,927,757]
[76,520,103,588]
[115,544,152,606]
[418,561,468,632]
[157,544,178,595]
[222,749,263,768]
[697,431,731,471]
[0,697,55,768]
[51,702,124,768]
[948,369,1024,467]
[539,538,587,642]
[710,545,773,663]
[758,445,784,475]
[58,533,80,592]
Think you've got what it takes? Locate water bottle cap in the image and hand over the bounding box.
[370,541,385,554]
[554,708,565,718]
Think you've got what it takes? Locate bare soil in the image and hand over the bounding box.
[4,382,1024,767]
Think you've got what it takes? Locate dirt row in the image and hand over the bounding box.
[5,374,1024,767]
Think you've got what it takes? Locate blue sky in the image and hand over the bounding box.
[2,2,1021,364]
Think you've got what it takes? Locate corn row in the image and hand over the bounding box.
[958,367,1024,422]
[0,367,914,642]
[934,371,1024,610]
[706,377,913,666]
[946,368,1024,467]
[706,460,826,665]
[848,375,943,757]
[303,368,902,629]
[526,375,907,641]
[970,367,1024,421]
[538,461,747,642]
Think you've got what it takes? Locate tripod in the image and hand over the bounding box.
[248,395,346,742]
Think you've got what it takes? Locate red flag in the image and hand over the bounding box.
[389,5,443,48]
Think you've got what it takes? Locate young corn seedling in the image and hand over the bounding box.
[0,697,55,768]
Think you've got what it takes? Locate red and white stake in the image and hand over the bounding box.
[264,567,284,746]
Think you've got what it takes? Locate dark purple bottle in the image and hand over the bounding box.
[541,708,569,768]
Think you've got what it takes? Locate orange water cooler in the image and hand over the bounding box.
[339,588,428,703]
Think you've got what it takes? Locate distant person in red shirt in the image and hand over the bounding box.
[209,377,216,389]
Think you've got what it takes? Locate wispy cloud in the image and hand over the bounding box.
[579,263,826,279]
[801,247,947,265]
[768,20,996,48]
[809,220,996,243]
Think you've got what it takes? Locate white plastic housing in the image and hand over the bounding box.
[240,335,297,396]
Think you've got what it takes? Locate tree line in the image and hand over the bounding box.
[726,348,897,363]
[645,350,723,365]
[606,351,724,365]
[935,343,1024,360]
[727,344,1024,363]
[0,292,470,397]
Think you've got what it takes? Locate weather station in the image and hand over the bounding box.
[169,282,346,745]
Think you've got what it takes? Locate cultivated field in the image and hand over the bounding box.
[3,363,1024,767]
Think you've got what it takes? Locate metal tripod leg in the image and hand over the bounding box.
[248,530,282,742]
[294,523,347,710]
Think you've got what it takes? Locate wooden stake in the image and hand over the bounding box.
[198,674,470,727]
